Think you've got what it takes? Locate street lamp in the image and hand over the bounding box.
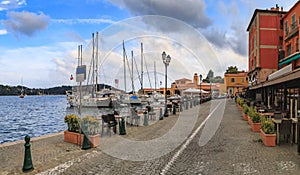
[162,51,171,117]
[199,74,202,104]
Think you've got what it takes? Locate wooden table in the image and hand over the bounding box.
[272,118,298,144]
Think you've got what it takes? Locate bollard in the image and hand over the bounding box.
[159,108,163,120]
[180,103,183,112]
[172,104,176,115]
[82,121,91,150]
[186,101,188,110]
[119,117,126,135]
[190,101,192,108]
[298,110,300,155]
[23,135,34,172]
[143,110,149,126]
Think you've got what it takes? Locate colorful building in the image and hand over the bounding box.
[224,71,248,97]
[143,73,223,96]
[247,3,300,118]
[246,5,287,86]
[280,1,300,69]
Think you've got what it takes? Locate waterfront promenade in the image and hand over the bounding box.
[1,99,300,175]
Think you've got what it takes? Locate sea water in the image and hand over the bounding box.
[0,95,72,144]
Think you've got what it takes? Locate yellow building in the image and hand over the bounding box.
[224,71,248,97]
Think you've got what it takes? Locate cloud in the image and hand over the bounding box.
[0,0,26,11]
[51,18,115,25]
[1,11,50,37]
[0,29,7,35]
[109,0,212,29]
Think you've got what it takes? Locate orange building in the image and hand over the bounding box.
[143,73,222,96]
[280,1,300,69]
[224,71,248,97]
[246,5,287,85]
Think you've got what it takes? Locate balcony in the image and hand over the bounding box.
[285,23,299,41]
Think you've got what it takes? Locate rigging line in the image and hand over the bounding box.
[124,44,135,92]
[144,55,152,89]
[133,53,142,88]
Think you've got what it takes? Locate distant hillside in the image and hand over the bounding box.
[0,85,72,96]
[0,83,116,96]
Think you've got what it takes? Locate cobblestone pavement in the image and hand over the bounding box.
[1,99,300,175]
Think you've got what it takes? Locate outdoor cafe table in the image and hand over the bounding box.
[272,118,298,144]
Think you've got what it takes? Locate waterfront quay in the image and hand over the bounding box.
[1,99,300,175]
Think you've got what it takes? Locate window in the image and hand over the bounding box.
[231,78,235,82]
[287,44,292,56]
[254,35,256,48]
[242,78,244,83]
[285,20,289,35]
[296,38,299,51]
[292,14,296,29]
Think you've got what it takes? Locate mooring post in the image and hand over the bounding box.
[23,135,34,172]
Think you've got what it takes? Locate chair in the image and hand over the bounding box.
[274,112,282,120]
[148,107,156,120]
[130,108,140,126]
[101,114,118,136]
[279,119,292,144]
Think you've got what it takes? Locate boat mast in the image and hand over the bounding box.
[131,50,135,94]
[154,61,157,91]
[95,32,99,94]
[141,43,144,94]
[123,40,126,92]
[91,33,95,98]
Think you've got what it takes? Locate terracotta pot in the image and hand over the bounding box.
[260,129,276,147]
[251,122,261,132]
[242,113,248,121]
[64,130,100,148]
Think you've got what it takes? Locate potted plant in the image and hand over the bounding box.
[249,109,261,132]
[260,117,276,147]
[64,114,100,147]
[242,104,249,121]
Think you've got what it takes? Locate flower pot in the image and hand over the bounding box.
[260,129,276,147]
[64,130,100,148]
[251,122,260,132]
[242,113,248,121]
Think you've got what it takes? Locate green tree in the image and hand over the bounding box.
[225,66,239,74]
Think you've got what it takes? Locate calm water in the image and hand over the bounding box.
[0,95,72,144]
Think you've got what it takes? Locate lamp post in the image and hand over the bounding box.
[162,51,171,117]
[199,74,202,104]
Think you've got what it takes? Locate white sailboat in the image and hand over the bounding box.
[68,32,113,108]
[19,78,25,98]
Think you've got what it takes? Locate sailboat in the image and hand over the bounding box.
[19,78,25,98]
[67,32,113,108]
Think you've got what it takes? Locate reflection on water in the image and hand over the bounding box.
[0,95,69,144]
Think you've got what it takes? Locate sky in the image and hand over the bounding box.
[0,0,297,90]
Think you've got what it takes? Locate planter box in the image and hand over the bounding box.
[238,105,242,111]
[251,122,261,132]
[64,130,100,148]
[260,129,276,147]
[242,113,248,121]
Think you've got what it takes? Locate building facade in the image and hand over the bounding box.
[224,72,248,97]
[246,5,287,85]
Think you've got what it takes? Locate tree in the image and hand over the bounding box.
[225,66,239,74]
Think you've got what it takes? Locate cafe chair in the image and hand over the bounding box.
[130,108,140,126]
[101,114,118,136]
[279,119,292,144]
[274,112,282,120]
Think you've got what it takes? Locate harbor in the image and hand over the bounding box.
[1,99,300,175]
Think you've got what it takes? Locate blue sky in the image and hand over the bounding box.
[0,0,297,89]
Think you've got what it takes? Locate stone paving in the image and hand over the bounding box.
[1,99,300,175]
